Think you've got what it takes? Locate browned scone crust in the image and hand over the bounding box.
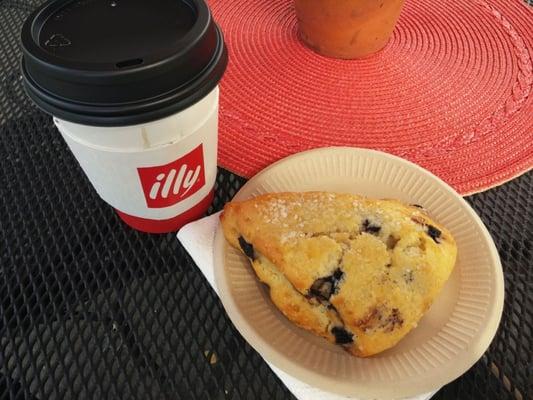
[221,192,457,357]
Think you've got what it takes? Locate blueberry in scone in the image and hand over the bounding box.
[220,192,457,357]
[238,236,256,259]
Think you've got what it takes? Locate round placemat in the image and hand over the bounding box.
[210,0,533,195]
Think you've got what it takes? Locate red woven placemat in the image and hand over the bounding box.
[210,0,533,195]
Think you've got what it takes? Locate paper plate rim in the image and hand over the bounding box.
[214,146,504,399]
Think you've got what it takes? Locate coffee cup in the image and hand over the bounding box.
[21,0,227,233]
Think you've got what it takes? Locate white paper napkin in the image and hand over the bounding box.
[177,212,437,400]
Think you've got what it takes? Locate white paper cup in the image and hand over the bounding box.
[54,88,219,233]
[21,0,227,232]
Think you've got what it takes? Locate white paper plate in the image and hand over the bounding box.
[214,147,504,399]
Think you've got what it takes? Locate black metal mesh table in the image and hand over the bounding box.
[1,1,531,399]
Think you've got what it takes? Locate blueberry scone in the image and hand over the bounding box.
[220,192,457,357]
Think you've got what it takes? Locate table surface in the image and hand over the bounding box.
[1,1,531,399]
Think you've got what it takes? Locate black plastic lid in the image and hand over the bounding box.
[21,0,227,126]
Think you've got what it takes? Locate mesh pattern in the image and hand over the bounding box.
[0,112,292,400]
[1,1,531,399]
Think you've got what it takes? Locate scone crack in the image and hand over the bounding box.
[304,240,350,304]
[307,230,360,240]
[299,216,385,240]
[303,248,357,347]
[250,241,357,348]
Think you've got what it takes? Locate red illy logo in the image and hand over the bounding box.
[137,144,206,208]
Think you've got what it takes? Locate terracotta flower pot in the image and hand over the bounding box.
[295,0,405,59]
